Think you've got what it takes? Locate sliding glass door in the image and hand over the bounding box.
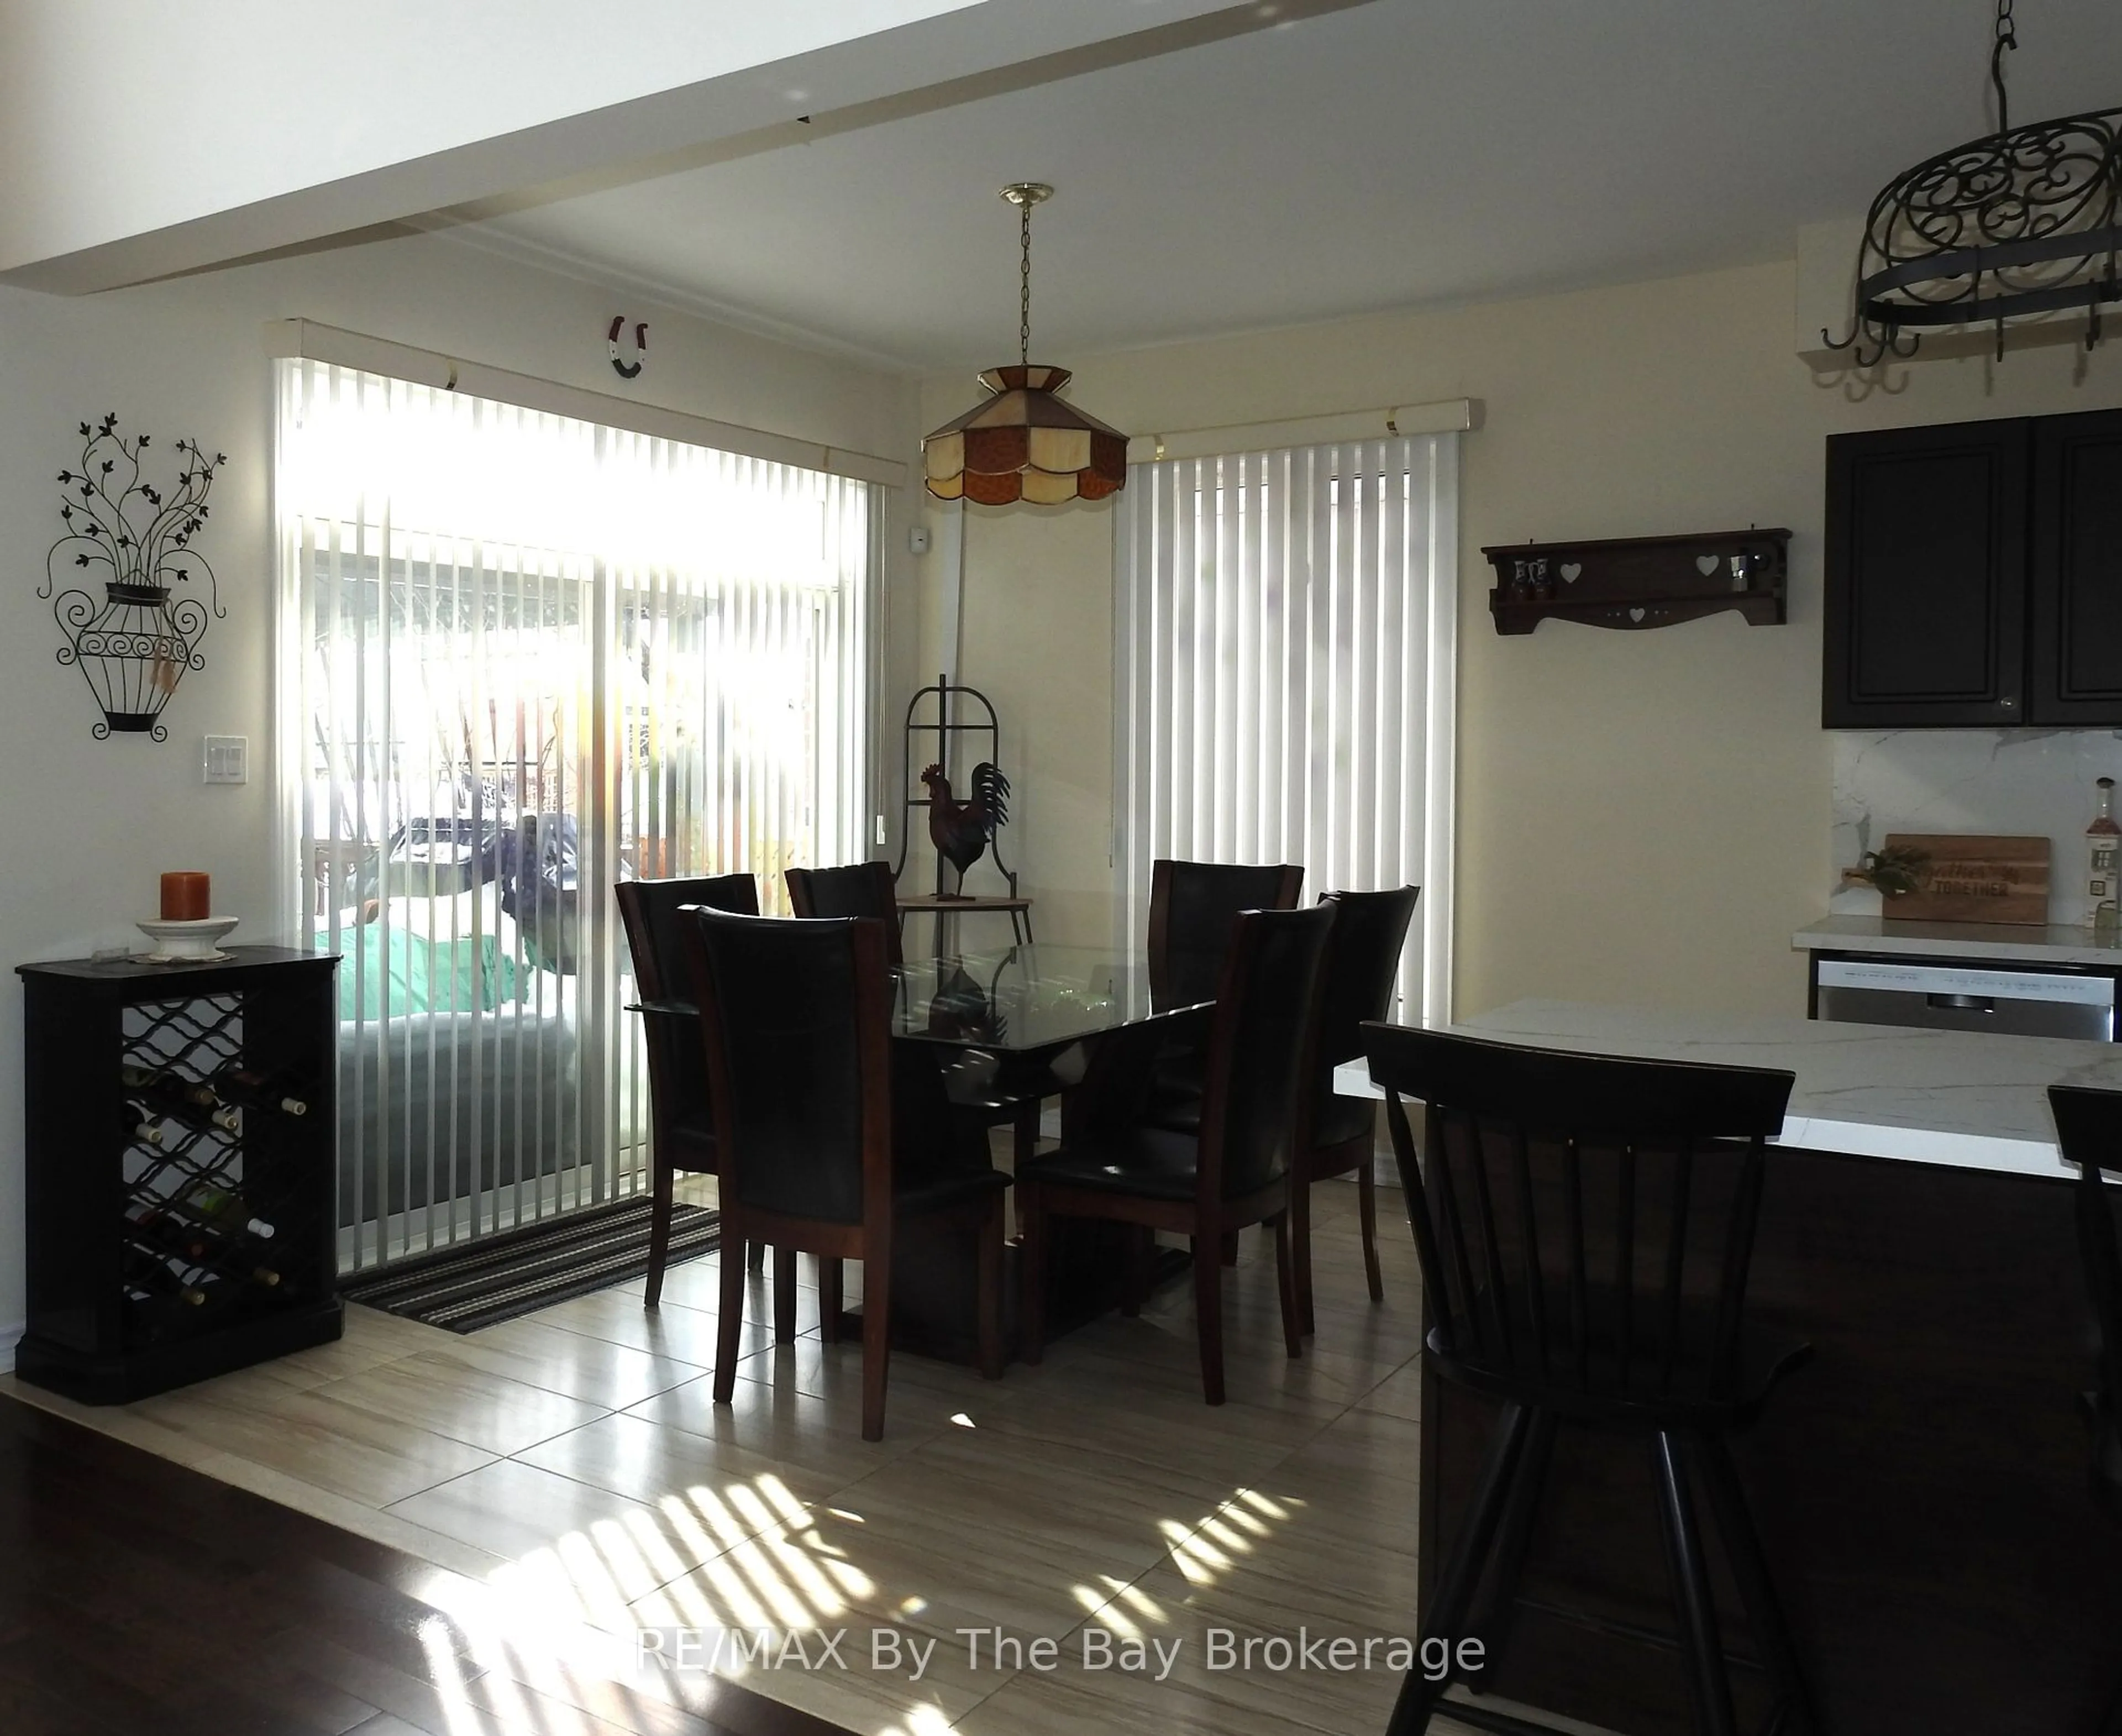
[275,361,876,1272]
[1112,436,1457,1025]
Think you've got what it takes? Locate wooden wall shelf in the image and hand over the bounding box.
[1484,527,1791,636]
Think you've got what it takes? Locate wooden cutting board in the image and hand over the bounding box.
[1879,832,2051,926]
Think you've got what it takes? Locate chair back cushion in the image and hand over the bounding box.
[617,874,760,999]
[684,908,887,1225]
[1149,858,1304,1009]
[615,874,759,1136]
[1316,886,1420,1068]
[1199,903,1337,1200]
[785,862,902,965]
[1362,1025,1795,1409]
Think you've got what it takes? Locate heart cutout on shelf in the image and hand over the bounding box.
[1629,607,1647,623]
[1695,554,1720,576]
[1559,562,1582,584]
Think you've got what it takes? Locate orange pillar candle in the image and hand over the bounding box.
[160,872,210,921]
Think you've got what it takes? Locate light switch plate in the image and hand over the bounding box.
[202,735,248,784]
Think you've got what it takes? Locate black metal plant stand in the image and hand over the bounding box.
[892,674,1033,944]
[14,947,343,1403]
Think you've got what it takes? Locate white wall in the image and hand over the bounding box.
[0,231,921,1364]
[913,260,2122,1015]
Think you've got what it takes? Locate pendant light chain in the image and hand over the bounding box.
[1019,195,1033,368]
[920,179,1126,504]
[1993,0,2017,135]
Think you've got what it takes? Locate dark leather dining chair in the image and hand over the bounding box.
[1143,858,1306,1149]
[1147,857,1306,1009]
[2046,1085,2122,1735]
[789,860,1046,1167]
[682,906,1009,1441]
[614,872,759,1307]
[785,861,903,964]
[1291,884,1420,1334]
[1363,1025,1816,1736]
[1017,903,1337,1405]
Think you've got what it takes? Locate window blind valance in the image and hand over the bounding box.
[263,319,908,490]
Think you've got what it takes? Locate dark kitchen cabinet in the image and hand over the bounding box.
[1824,408,2122,728]
[2030,409,2122,722]
[1822,417,2029,727]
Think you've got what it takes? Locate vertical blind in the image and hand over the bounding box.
[274,359,877,1272]
[1112,435,1458,1023]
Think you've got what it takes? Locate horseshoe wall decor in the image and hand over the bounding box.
[607,316,647,379]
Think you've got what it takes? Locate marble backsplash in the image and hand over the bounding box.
[1832,728,2122,925]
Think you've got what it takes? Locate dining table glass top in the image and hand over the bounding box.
[628,944,1207,1055]
[890,944,1201,1053]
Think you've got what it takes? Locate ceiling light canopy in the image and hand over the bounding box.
[1828,0,2120,366]
[922,183,1127,505]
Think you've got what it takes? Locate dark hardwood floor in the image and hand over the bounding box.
[0,1392,858,1736]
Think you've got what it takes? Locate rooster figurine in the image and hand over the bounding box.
[920,760,1010,894]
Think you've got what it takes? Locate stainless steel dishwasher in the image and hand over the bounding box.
[1813,956,2119,1041]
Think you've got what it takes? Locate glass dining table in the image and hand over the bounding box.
[890,943,1203,1056]
[634,943,1207,1057]
[629,941,1211,1362]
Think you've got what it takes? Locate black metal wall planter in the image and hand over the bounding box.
[40,415,226,742]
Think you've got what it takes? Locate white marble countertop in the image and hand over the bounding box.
[1793,913,2122,968]
[1335,998,2122,1182]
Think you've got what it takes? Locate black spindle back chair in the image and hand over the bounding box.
[1362,1024,1817,1736]
[2046,1084,2122,1736]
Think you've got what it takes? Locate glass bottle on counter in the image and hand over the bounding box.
[2089,777,2120,935]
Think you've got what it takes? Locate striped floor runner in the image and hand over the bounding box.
[339,1198,721,1333]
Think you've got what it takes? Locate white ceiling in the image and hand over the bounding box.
[450,0,2122,373]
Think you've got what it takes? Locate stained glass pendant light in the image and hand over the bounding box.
[1826,0,2120,366]
[922,183,1128,504]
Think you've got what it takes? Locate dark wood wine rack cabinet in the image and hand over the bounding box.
[15,947,342,1403]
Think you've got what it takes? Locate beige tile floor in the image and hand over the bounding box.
[0,1176,1542,1736]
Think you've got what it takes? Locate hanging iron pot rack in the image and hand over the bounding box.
[1826,0,2120,366]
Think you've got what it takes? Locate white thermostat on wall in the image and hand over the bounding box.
[202,735,248,785]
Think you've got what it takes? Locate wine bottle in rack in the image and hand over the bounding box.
[124,1202,215,1264]
[175,1182,276,1241]
[126,1228,279,1293]
[122,1244,210,1307]
[119,1065,242,1132]
[123,1102,170,1148]
[213,1066,309,1119]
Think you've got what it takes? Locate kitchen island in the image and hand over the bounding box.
[1342,1001,2122,1736]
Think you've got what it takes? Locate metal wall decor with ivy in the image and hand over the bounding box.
[40,415,227,741]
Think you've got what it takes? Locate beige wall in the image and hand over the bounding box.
[912,260,2120,1011]
[0,233,922,1357]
